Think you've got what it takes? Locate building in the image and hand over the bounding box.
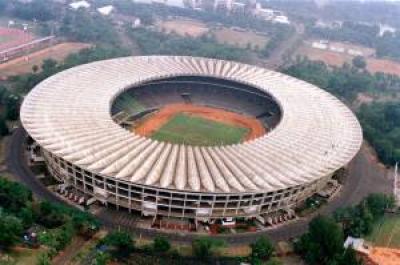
[344,237,371,255]
[20,56,362,223]
[97,5,114,16]
[69,0,90,10]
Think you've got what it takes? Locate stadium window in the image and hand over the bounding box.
[118,189,128,196]
[131,186,142,192]
[119,183,129,189]
[144,188,156,195]
[159,191,170,198]
[174,193,185,199]
[95,175,103,182]
[187,194,199,200]
[84,176,92,182]
[106,179,116,185]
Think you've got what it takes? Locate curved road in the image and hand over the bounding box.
[6,127,391,245]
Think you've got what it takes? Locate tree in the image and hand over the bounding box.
[0,178,32,214]
[71,211,99,237]
[352,56,367,69]
[153,235,171,253]
[250,236,274,261]
[340,247,363,265]
[36,201,67,228]
[0,117,8,136]
[295,216,344,265]
[192,237,225,260]
[102,231,135,259]
[366,193,395,217]
[0,212,23,249]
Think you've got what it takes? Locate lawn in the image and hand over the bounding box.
[367,215,400,248]
[151,113,249,146]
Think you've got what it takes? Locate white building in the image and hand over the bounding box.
[273,15,290,25]
[69,0,90,10]
[344,237,371,255]
[97,5,114,16]
[312,42,328,50]
[348,49,363,56]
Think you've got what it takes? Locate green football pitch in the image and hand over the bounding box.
[151,113,249,146]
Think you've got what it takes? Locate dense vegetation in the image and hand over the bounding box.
[127,28,248,61]
[267,0,400,28]
[295,216,362,265]
[358,103,400,164]
[0,178,99,254]
[58,9,118,45]
[334,193,395,238]
[284,57,400,100]
[284,57,400,165]
[115,0,293,35]
[295,193,393,265]
[9,0,57,22]
[0,87,19,137]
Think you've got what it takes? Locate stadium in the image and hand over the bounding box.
[20,56,362,225]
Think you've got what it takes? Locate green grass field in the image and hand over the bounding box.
[367,215,400,248]
[151,113,249,146]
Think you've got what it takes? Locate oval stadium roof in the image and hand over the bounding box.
[20,56,363,194]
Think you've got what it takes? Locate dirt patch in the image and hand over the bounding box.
[133,103,266,141]
[367,247,400,265]
[157,19,209,37]
[366,58,400,76]
[297,45,351,66]
[213,28,269,49]
[0,42,92,77]
[297,43,400,76]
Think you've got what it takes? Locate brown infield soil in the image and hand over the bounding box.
[133,103,266,141]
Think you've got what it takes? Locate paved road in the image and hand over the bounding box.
[5,127,392,245]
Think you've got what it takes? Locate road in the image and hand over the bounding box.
[259,23,305,70]
[5,127,392,245]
